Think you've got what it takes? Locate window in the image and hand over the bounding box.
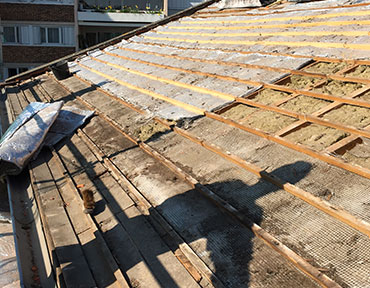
[6,67,29,79]
[98,32,121,44]
[3,26,30,44]
[40,27,46,43]
[3,25,73,46]
[40,27,62,44]
[7,68,18,77]
[19,67,28,73]
[4,26,20,43]
[86,32,97,47]
[48,28,60,43]
[7,67,28,77]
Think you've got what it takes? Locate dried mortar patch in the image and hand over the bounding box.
[323,105,370,128]
[133,120,170,142]
[312,80,363,97]
[346,65,370,79]
[279,95,330,114]
[303,62,348,75]
[249,89,290,105]
[285,124,349,151]
[284,75,322,90]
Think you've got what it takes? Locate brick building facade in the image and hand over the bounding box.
[0,0,78,80]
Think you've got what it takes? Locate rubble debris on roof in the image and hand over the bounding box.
[1,0,370,287]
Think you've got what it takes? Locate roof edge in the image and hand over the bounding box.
[3,0,219,84]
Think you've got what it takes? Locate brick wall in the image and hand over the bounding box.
[3,46,76,63]
[0,4,74,22]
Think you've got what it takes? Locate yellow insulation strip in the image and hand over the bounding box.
[93,57,236,101]
[79,63,205,115]
[167,20,370,30]
[181,9,370,24]
[143,36,370,50]
[156,30,370,37]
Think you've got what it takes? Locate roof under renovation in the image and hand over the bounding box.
[1,0,370,287]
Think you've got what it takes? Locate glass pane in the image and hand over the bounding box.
[40,27,46,43]
[47,28,59,43]
[4,27,16,43]
[19,67,28,73]
[16,27,20,43]
[86,33,97,47]
[8,68,17,77]
[100,32,113,42]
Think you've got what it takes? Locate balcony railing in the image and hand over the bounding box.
[79,0,167,15]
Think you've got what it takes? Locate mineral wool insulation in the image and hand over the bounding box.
[71,43,311,121]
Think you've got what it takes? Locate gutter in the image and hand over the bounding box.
[5,0,219,83]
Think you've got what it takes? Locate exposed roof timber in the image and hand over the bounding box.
[167,19,370,30]
[60,72,370,237]
[92,55,370,141]
[114,46,370,85]
[4,0,219,83]
[133,40,370,65]
[90,53,370,109]
[143,35,370,51]
[183,9,370,24]
[194,1,370,16]
[65,85,342,288]
[75,58,370,180]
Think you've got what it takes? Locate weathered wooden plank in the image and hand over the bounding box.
[4,86,22,117]
[54,123,199,287]
[77,229,125,288]
[88,145,221,288]
[98,215,162,288]
[56,82,218,287]
[54,134,107,180]
[29,151,97,288]
[90,173,135,216]
[53,134,163,288]
[38,76,71,102]
[21,81,46,102]
[117,206,199,288]
[49,149,130,288]
[15,88,29,109]
[7,171,57,288]
[0,88,11,134]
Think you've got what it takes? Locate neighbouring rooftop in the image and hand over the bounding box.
[1,0,370,287]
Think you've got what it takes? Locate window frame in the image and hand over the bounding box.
[6,67,29,79]
[3,26,20,44]
[2,24,74,47]
[40,27,63,44]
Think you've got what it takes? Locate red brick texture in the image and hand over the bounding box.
[3,46,76,63]
[0,4,74,22]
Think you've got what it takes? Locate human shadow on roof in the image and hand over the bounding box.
[151,161,314,287]
[40,130,315,287]
[18,76,316,286]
